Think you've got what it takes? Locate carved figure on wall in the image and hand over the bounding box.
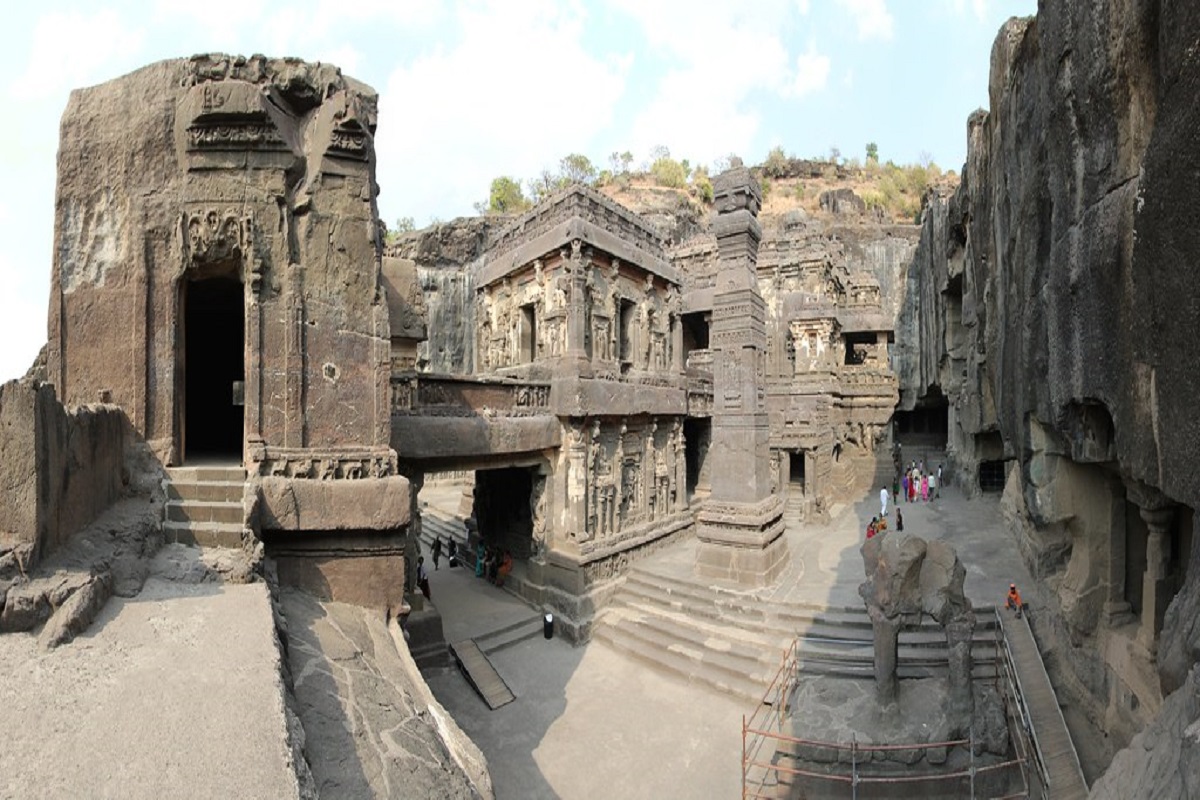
[655,433,671,519]
[530,474,548,559]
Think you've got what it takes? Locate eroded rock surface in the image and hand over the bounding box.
[278,588,490,799]
[897,0,1200,783]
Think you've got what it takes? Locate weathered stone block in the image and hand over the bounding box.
[256,476,411,532]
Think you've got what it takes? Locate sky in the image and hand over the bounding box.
[0,0,1035,383]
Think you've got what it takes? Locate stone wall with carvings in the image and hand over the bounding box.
[474,243,682,382]
[47,55,392,466]
[555,415,689,564]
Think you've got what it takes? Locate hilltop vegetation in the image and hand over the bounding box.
[473,144,958,227]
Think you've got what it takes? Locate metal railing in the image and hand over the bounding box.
[742,624,1034,799]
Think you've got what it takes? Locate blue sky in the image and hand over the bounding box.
[0,0,1034,382]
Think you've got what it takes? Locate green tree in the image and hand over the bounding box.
[486,176,529,214]
[865,142,879,163]
[559,153,597,185]
[529,169,570,203]
[763,145,790,178]
[393,216,415,233]
[650,156,688,188]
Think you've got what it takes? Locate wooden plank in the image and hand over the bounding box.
[451,639,515,710]
[1000,613,1089,799]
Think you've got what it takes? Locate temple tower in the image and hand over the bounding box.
[694,168,789,584]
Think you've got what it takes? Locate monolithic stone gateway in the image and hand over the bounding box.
[45,55,418,611]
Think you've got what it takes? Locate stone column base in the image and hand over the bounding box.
[694,495,789,586]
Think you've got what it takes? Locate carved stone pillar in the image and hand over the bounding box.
[1138,504,1175,655]
[694,168,788,585]
[565,240,591,374]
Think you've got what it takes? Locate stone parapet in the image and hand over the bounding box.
[253,475,411,532]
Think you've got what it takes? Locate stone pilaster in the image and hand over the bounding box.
[1138,504,1174,655]
[694,168,788,585]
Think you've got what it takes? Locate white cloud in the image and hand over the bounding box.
[10,10,146,100]
[0,248,47,382]
[837,0,895,41]
[376,0,628,222]
[797,0,812,14]
[946,0,991,20]
[792,48,831,97]
[611,1,795,166]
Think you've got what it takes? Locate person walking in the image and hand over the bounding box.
[921,473,929,502]
[416,556,430,600]
[928,471,937,501]
[902,472,910,504]
[936,464,944,497]
[880,485,889,518]
[431,537,443,570]
[896,509,904,532]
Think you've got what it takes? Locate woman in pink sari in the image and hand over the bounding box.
[921,474,929,502]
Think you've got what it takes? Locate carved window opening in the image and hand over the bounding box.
[519,303,537,364]
[843,331,875,366]
[180,266,245,464]
[681,311,709,354]
[619,299,637,365]
[684,418,711,497]
[788,451,805,494]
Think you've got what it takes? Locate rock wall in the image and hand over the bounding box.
[899,1,1200,791]
[388,218,499,374]
[0,380,128,568]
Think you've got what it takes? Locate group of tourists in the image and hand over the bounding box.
[893,461,941,505]
[475,543,513,588]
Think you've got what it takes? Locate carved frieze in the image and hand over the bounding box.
[248,445,397,479]
[182,209,249,267]
[186,124,284,151]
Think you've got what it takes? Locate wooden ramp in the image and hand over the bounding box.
[1000,613,1089,800]
[450,639,515,710]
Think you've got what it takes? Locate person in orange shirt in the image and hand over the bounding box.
[1005,583,1023,618]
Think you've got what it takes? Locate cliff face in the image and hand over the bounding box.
[901,1,1200,789]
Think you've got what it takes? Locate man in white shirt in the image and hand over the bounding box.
[880,486,889,518]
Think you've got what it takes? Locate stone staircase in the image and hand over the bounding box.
[419,509,472,565]
[163,465,246,548]
[595,562,1001,704]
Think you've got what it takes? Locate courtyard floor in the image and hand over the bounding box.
[419,475,1048,799]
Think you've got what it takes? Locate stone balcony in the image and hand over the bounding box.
[391,372,553,418]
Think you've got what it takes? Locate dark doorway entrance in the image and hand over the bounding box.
[684,417,712,496]
[894,387,949,449]
[788,451,805,493]
[183,276,244,461]
[473,467,534,558]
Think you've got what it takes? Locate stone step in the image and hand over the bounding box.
[622,568,1000,644]
[166,480,246,504]
[163,520,244,549]
[608,599,788,669]
[593,618,771,704]
[475,614,545,656]
[166,500,243,525]
[165,465,246,483]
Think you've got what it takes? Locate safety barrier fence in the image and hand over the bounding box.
[742,617,1036,799]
